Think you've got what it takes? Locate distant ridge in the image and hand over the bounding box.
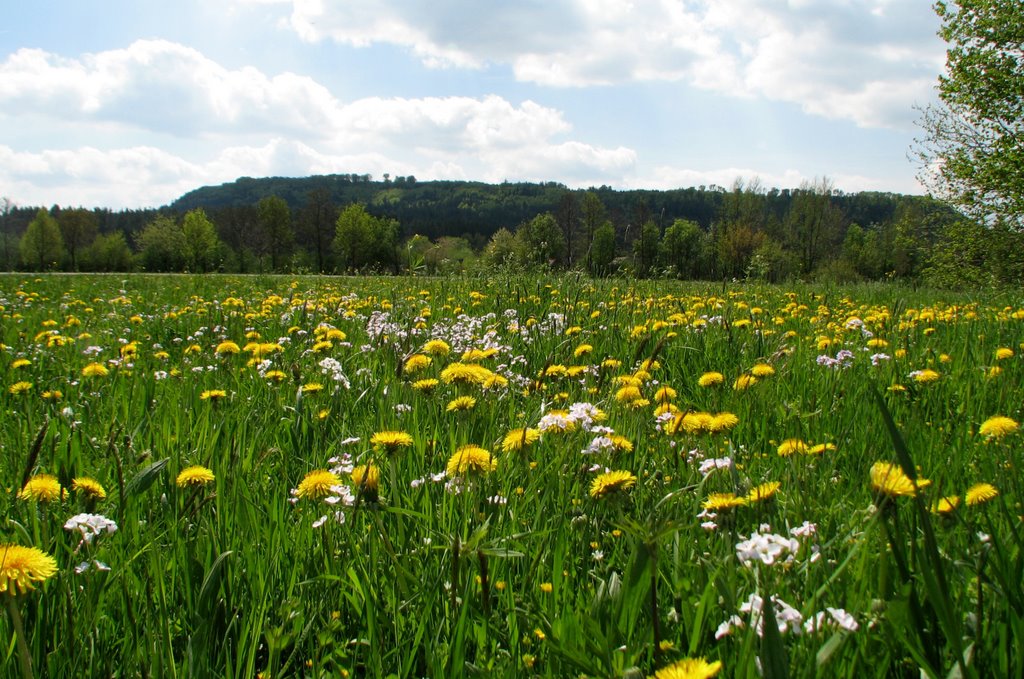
[170,174,917,242]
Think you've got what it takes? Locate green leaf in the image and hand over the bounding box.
[759,596,789,679]
[815,631,847,668]
[197,551,233,619]
[124,458,168,499]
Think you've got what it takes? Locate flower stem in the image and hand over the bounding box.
[4,593,34,679]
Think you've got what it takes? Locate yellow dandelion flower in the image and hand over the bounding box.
[747,482,780,503]
[698,371,725,387]
[615,385,643,403]
[733,374,758,391]
[324,328,346,342]
[82,362,109,377]
[978,416,1018,438]
[870,462,930,498]
[911,369,940,384]
[653,657,723,679]
[670,411,713,435]
[264,370,288,382]
[708,412,739,433]
[965,483,998,507]
[777,439,808,457]
[403,354,432,374]
[542,364,569,378]
[995,347,1014,360]
[250,343,283,359]
[370,430,414,452]
[702,493,747,511]
[633,369,652,382]
[566,365,589,378]
[18,474,63,502]
[932,496,960,515]
[750,363,775,378]
[654,386,677,403]
[539,582,553,593]
[0,545,58,595]
[654,403,680,418]
[71,477,107,500]
[200,389,227,401]
[445,445,496,477]
[411,378,439,393]
[8,381,32,395]
[440,362,493,385]
[501,428,541,452]
[11,358,31,369]
[446,395,477,412]
[351,465,380,494]
[295,469,340,500]
[422,339,451,356]
[481,373,508,390]
[41,390,62,401]
[987,366,1002,379]
[573,344,593,358]
[176,465,215,488]
[300,382,323,394]
[807,442,836,455]
[609,434,634,452]
[589,470,638,498]
[601,358,623,370]
[462,348,499,362]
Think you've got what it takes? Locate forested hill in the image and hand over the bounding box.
[169,174,922,244]
[13,173,1010,286]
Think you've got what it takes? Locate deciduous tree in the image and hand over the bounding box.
[20,208,64,271]
[58,208,98,271]
[914,1,1024,227]
[256,196,293,271]
[181,209,221,272]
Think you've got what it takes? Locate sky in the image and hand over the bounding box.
[0,0,947,210]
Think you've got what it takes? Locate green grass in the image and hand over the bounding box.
[0,272,1022,678]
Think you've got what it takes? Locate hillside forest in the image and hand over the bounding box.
[2,175,1022,287]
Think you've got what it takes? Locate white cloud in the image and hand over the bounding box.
[246,0,944,128]
[0,40,340,137]
[0,41,644,205]
[0,134,634,209]
[0,41,607,152]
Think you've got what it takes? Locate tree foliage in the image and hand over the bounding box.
[84,231,134,272]
[914,0,1024,227]
[20,208,64,271]
[6,178,995,285]
[136,215,187,272]
[58,208,98,271]
[256,196,293,271]
[333,203,400,272]
[181,208,221,273]
[518,212,565,267]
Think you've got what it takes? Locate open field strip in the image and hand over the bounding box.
[1,273,1022,677]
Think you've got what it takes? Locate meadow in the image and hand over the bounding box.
[1,272,1022,678]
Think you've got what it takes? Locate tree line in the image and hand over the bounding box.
[2,176,1021,287]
